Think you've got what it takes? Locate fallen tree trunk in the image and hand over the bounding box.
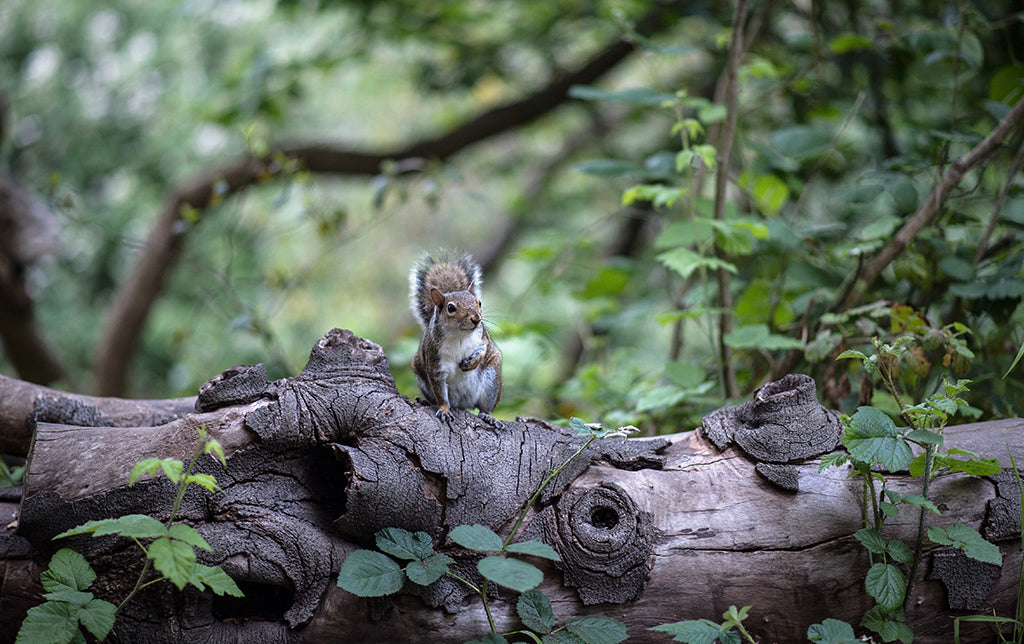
[1,328,1021,643]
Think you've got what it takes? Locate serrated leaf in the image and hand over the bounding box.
[168,523,212,551]
[191,564,244,597]
[657,247,737,280]
[336,550,405,597]
[905,429,943,446]
[900,494,940,515]
[184,473,221,493]
[94,514,168,539]
[843,407,913,471]
[450,524,504,552]
[204,437,227,468]
[865,562,905,610]
[376,528,434,561]
[129,458,164,485]
[564,616,628,644]
[505,540,562,562]
[941,455,1002,476]
[42,589,93,607]
[517,589,555,634]
[40,549,95,593]
[807,618,860,643]
[78,598,116,640]
[649,619,740,644]
[158,458,184,484]
[928,524,1003,565]
[405,553,454,586]
[885,539,914,565]
[854,528,887,554]
[478,556,543,592]
[15,600,80,644]
[836,349,868,361]
[818,452,850,471]
[148,536,197,590]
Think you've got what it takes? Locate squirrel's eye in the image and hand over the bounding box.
[447,303,456,314]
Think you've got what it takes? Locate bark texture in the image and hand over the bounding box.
[1,328,1021,643]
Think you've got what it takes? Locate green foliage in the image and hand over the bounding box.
[17,426,242,643]
[823,336,1004,642]
[650,605,753,644]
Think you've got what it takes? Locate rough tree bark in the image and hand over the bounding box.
[2,329,1021,643]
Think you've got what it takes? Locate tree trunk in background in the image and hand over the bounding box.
[1,329,1020,643]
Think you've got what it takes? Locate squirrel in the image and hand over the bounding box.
[409,251,503,422]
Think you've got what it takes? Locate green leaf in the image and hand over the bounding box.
[865,562,905,610]
[204,437,227,468]
[376,527,434,561]
[405,553,454,586]
[854,528,886,555]
[836,350,868,361]
[42,589,93,607]
[807,618,860,643]
[829,33,873,54]
[184,473,221,493]
[573,158,644,178]
[466,634,509,644]
[15,600,80,644]
[899,494,940,515]
[563,616,628,644]
[517,589,555,634]
[129,458,164,485]
[649,619,740,644]
[148,536,198,591]
[83,514,168,540]
[190,564,244,597]
[477,556,543,592]
[505,540,562,562]
[336,550,405,597]
[818,452,850,471]
[78,598,116,640]
[843,407,913,472]
[885,539,914,565]
[569,85,676,107]
[449,524,504,552]
[723,324,804,351]
[940,454,1002,476]
[928,524,1002,565]
[168,523,212,551]
[657,248,737,281]
[40,549,95,593]
[904,429,943,446]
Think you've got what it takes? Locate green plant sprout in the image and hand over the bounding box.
[819,335,1002,643]
[650,604,757,643]
[336,417,635,644]
[16,425,243,643]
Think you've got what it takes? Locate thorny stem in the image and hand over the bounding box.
[903,444,935,610]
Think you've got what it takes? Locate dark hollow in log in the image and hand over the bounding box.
[1,328,1021,643]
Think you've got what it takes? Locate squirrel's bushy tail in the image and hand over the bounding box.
[409,250,483,328]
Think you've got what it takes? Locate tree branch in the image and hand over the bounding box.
[91,25,669,396]
[834,96,1024,313]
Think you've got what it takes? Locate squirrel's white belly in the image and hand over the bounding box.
[437,326,489,409]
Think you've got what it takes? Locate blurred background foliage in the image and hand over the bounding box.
[1,0,1022,433]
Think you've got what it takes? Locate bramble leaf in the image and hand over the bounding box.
[15,600,79,644]
[505,540,562,562]
[649,618,741,643]
[148,536,197,590]
[843,407,913,472]
[865,562,905,610]
[477,556,543,592]
[564,616,629,644]
[376,527,434,561]
[78,598,116,640]
[928,524,1002,565]
[807,618,860,643]
[517,589,555,634]
[336,550,404,597]
[405,553,454,586]
[168,523,212,551]
[190,564,244,597]
[449,524,504,552]
[40,548,95,593]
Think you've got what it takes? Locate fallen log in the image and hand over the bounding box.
[1,328,1020,643]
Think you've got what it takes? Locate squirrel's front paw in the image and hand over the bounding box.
[459,347,484,371]
[435,406,455,423]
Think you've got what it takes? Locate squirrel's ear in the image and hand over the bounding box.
[429,288,445,308]
[467,279,477,294]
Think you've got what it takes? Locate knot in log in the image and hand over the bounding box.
[543,481,653,605]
